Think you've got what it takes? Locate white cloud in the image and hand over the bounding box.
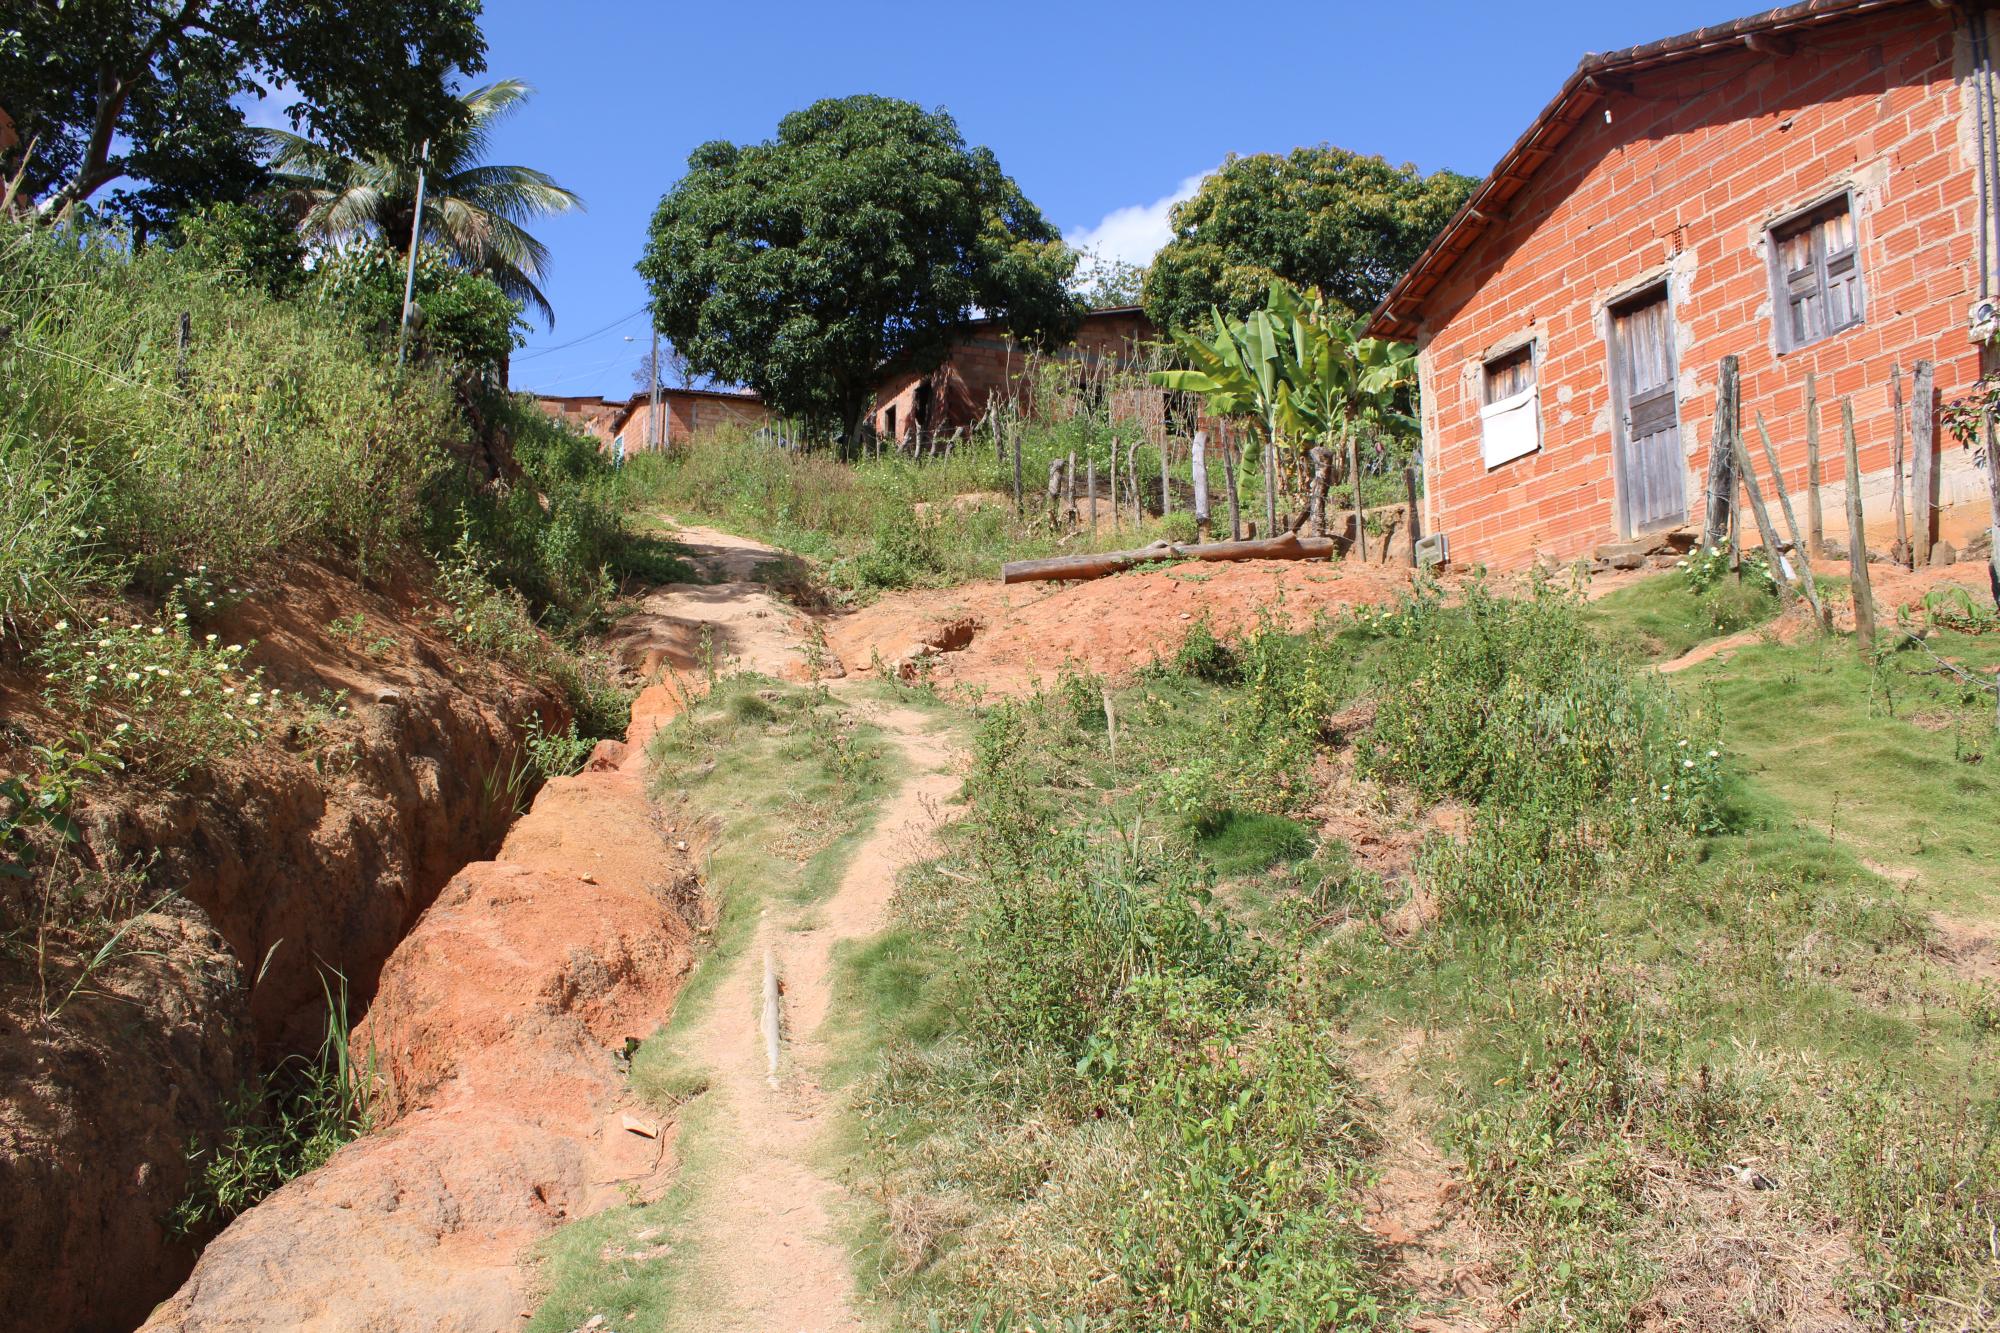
[1065,169,1210,270]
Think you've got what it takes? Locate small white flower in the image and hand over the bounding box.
[179,688,192,698]
[114,723,129,734]
[125,671,140,682]
[1707,748,1718,758]
[1682,759,1694,769]
[174,612,187,622]
[53,619,68,632]
[151,627,164,637]
[206,633,218,643]
[1677,739,1688,748]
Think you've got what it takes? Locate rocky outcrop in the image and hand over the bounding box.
[0,558,562,1331]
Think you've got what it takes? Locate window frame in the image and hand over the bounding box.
[1476,338,1542,469]
[1765,191,1865,353]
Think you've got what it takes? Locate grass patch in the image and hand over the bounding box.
[843,579,2000,1330]
[523,674,894,1332]
[1587,568,1780,663]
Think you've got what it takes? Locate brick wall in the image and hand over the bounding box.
[1415,6,1991,570]
[607,390,772,454]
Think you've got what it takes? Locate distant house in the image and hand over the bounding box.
[870,306,1182,447]
[532,386,772,456]
[1367,0,1997,570]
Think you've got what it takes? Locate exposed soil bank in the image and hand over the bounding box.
[142,529,817,1330]
[0,558,561,1332]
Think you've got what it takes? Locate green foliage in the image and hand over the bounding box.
[1143,145,1475,334]
[311,242,527,371]
[523,714,593,780]
[170,200,307,297]
[170,973,377,1237]
[32,579,290,776]
[639,95,1080,434]
[1355,581,1722,832]
[0,222,458,620]
[0,0,485,224]
[260,79,584,327]
[0,735,114,878]
[849,511,951,591]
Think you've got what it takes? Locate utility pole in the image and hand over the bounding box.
[650,320,662,449]
[397,140,432,367]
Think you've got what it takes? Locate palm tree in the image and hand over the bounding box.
[260,80,583,326]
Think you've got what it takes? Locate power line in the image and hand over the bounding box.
[513,304,649,361]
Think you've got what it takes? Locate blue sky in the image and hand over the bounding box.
[491,1,1750,398]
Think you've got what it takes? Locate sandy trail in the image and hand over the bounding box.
[666,698,958,1330]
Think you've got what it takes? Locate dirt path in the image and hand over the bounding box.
[664,699,957,1330]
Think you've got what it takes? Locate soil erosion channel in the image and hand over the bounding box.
[147,524,953,1331]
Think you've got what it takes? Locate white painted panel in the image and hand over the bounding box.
[1480,387,1540,469]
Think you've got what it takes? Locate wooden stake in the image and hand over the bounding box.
[1911,360,1935,568]
[1160,439,1171,515]
[1841,398,1877,652]
[1263,440,1278,536]
[1191,431,1210,541]
[1405,465,1423,568]
[1754,412,1825,625]
[1891,365,1909,567]
[1307,446,1331,537]
[1222,434,1241,541]
[1109,441,1120,534]
[1350,434,1367,561]
[1805,372,1823,557]
[1011,423,1023,517]
[1065,451,1077,529]
[1986,411,2000,608]
[1128,438,1143,527]
[1730,422,1795,608]
[1703,357,1740,550]
[1087,456,1098,535]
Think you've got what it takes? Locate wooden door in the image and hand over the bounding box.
[1610,289,1686,535]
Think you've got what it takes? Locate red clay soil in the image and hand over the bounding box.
[143,535,805,1332]
[0,557,561,1333]
[827,554,1423,695]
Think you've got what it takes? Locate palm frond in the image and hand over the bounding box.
[438,164,584,223]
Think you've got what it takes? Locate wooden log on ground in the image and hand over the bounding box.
[1001,531,1338,585]
[1841,398,1877,652]
[1912,360,1936,567]
[1191,431,1210,541]
[1754,412,1825,626]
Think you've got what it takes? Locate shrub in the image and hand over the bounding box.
[309,242,525,372]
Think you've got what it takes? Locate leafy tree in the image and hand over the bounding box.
[638,94,1080,438]
[260,79,582,327]
[169,199,306,296]
[1143,146,1475,334]
[311,242,523,371]
[0,0,486,225]
[1072,250,1149,308]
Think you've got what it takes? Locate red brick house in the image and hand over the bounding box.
[870,306,1175,446]
[532,386,772,455]
[1368,0,1998,570]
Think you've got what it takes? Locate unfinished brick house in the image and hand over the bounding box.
[532,386,771,456]
[870,306,1181,447]
[1367,0,2000,571]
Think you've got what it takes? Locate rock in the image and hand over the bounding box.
[1646,553,1681,570]
[619,1114,659,1139]
[1931,540,1958,567]
[1821,540,1847,561]
[1594,540,1649,568]
[374,688,402,705]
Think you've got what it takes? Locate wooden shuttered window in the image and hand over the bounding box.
[1770,195,1864,351]
[1479,343,1540,468]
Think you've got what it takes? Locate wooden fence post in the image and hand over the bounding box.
[1405,466,1423,568]
[1731,422,1795,609]
[1087,456,1098,536]
[1891,364,1909,567]
[1349,434,1367,561]
[1703,356,1740,550]
[1805,372,1823,558]
[1754,412,1826,626]
[1160,439,1171,516]
[1307,446,1331,537]
[1046,457,1065,530]
[1986,411,2000,607]
[1011,423,1023,518]
[1262,440,1278,537]
[1191,431,1210,542]
[1065,451,1078,529]
[1109,440,1120,534]
[1912,360,1936,568]
[1128,439,1143,527]
[1841,398,1877,652]
[1222,434,1242,541]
